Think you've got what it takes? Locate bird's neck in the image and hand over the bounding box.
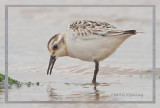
[61,33,69,57]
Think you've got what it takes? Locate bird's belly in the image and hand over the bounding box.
[65,36,128,61]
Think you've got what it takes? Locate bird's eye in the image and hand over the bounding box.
[53,45,58,49]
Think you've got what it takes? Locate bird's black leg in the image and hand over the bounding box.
[92,59,99,84]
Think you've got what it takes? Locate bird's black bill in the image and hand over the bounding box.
[47,56,56,75]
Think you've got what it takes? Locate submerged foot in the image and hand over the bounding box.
[92,80,97,85]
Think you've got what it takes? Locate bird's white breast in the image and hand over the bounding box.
[65,34,130,62]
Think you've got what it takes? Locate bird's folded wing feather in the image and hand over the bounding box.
[66,20,125,39]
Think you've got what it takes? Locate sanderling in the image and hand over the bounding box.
[47,20,137,83]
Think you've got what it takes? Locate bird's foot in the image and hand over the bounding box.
[92,80,98,85]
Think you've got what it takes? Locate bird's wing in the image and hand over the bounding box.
[66,20,122,40]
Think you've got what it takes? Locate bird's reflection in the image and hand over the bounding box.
[46,83,109,101]
[93,84,100,101]
[47,85,59,100]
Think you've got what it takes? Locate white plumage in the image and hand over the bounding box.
[47,20,137,83]
[65,20,136,61]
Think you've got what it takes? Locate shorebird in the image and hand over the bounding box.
[47,20,137,83]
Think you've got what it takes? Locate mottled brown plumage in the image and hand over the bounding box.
[47,20,137,83]
[68,20,117,38]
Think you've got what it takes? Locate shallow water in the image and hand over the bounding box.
[8,78,151,102]
[0,2,159,104]
[1,65,152,102]
[0,89,4,103]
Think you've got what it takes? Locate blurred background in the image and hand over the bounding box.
[7,6,153,69]
[0,0,160,108]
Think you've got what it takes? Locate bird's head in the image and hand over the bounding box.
[47,33,67,75]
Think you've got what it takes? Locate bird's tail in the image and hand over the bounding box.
[102,30,142,37]
[123,30,143,34]
[123,30,136,34]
